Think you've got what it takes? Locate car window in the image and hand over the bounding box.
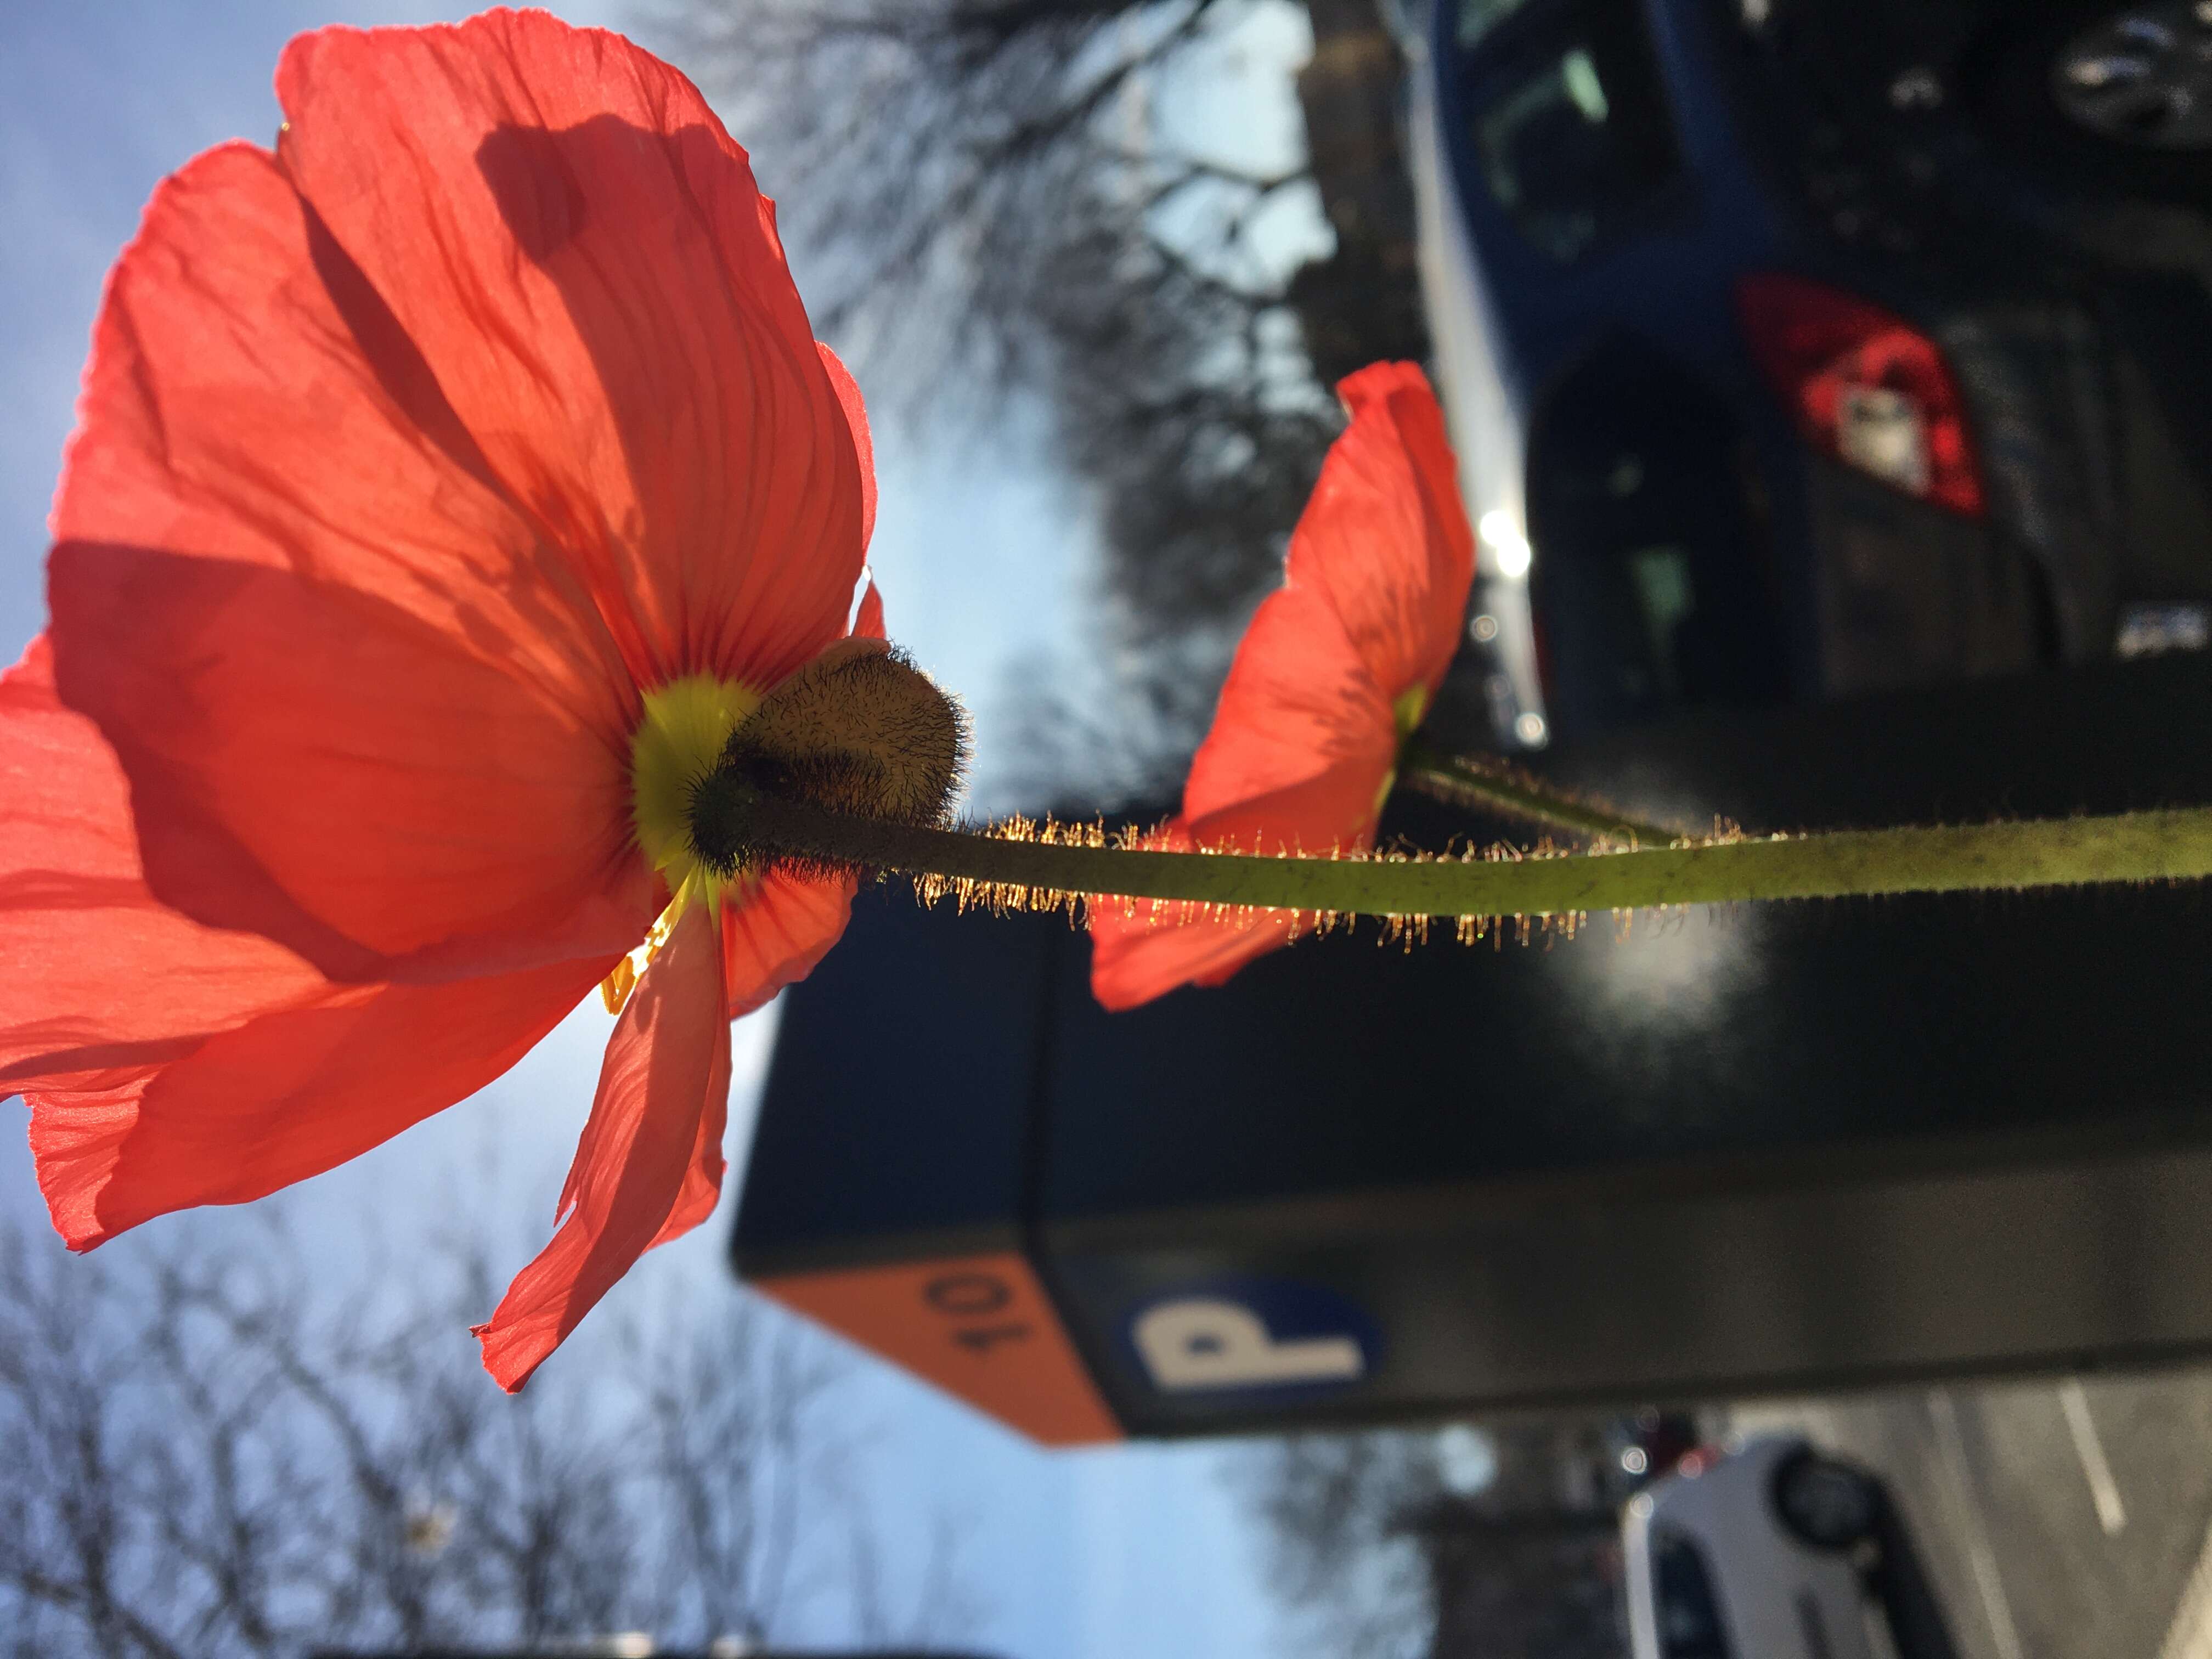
[1626,545,1696,703]
[1651,1526,1734,1658]
[1464,0,1681,261]
[1455,0,1536,50]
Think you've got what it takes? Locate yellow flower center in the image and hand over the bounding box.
[630,672,764,906]
[604,674,764,1014]
[603,645,968,1015]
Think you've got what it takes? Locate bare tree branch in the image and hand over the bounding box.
[0,1211,974,1658]
[649,0,1433,799]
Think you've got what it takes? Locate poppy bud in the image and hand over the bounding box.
[688,642,967,879]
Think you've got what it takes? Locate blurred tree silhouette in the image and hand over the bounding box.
[657,0,1429,805]
[1238,1423,1629,1659]
[0,1215,971,1658]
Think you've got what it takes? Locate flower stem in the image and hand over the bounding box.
[735,789,2212,919]
[1397,738,1679,845]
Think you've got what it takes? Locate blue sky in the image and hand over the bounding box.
[0,2,1310,1654]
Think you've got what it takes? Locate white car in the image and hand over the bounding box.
[1622,1432,1957,1659]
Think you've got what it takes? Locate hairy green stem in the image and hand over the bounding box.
[736,792,2212,917]
[1397,740,1679,845]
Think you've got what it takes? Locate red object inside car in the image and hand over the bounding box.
[1735,271,1985,516]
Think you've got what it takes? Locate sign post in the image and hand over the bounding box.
[736,654,2212,1442]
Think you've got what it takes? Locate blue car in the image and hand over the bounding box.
[1411,0,2212,744]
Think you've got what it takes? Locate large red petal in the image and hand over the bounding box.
[1090,899,1290,1013]
[642,876,862,1250]
[1087,364,1471,1010]
[46,140,652,983]
[1090,587,1387,1009]
[851,579,887,643]
[720,868,858,1020]
[28,955,609,1251]
[648,1057,730,1252]
[475,900,731,1391]
[1086,820,1284,1011]
[0,637,323,1092]
[1289,363,1476,701]
[1087,750,1388,1012]
[274,12,867,695]
[1181,583,1396,830]
[819,343,878,552]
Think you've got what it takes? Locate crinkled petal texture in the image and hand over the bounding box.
[22,10,881,1382]
[721,871,857,1020]
[0,640,321,1100]
[1,639,613,1250]
[1090,364,1474,1012]
[46,8,868,986]
[476,899,731,1391]
[701,562,885,1016]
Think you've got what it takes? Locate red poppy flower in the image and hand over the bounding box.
[0,12,926,1389]
[1088,363,1475,1011]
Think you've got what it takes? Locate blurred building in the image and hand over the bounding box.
[1410,1423,1628,1659]
[1291,0,1431,382]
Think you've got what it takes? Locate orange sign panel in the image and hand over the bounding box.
[754,1250,1122,1446]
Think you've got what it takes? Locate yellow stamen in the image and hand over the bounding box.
[601,893,690,1015]
[630,672,765,911]
[605,674,765,1016]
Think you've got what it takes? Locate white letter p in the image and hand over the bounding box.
[1133,1298,1364,1391]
